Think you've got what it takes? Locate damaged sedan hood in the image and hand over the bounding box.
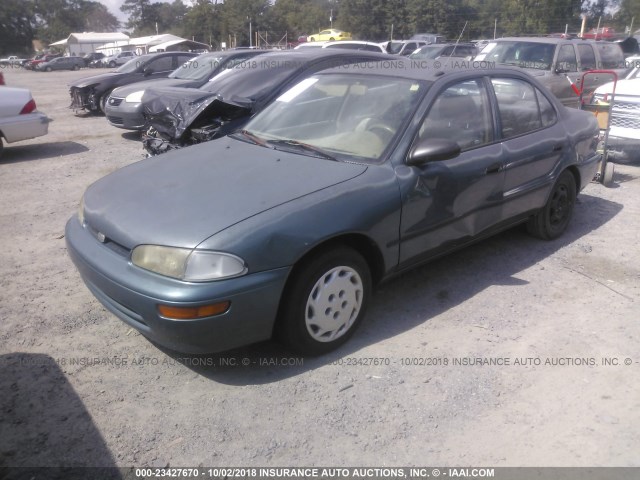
[142,86,252,139]
[69,72,123,88]
[82,137,367,250]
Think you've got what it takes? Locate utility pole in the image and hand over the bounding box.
[248,17,252,47]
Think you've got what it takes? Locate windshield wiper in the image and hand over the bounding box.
[231,129,270,147]
[267,140,336,161]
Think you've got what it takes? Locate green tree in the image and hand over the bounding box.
[182,0,221,46]
[0,0,35,55]
[220,0,270,46]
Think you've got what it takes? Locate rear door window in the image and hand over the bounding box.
[491,78,549,138]
[577,44,597,70]
[557,44,578,72]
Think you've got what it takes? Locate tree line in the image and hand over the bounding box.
[1,0,638,55]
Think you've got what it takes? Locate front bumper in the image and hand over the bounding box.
[606,134,640,163]
[70,87,98,111]
[65,216,290,353]
[105,97,146,130]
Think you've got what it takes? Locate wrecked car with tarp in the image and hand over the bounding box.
[141,49,397,156]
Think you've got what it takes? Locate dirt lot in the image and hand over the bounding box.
[1,66,639,470]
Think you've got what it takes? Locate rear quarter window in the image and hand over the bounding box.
[596,43,625,69]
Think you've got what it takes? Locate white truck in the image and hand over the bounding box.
[0,55,27,66]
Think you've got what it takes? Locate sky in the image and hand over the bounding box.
[102,0,179,24]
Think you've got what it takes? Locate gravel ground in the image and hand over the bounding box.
[1,66,639,470]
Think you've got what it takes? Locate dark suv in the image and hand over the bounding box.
[475,37,626,107]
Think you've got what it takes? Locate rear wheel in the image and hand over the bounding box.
[278,247,371,355]
[45,66,52,72]
[329,37,335,41]
[109,61,116,68]
[527,170,576,240]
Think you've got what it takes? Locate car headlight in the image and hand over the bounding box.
[131,245,247,282]
[125,90,145,103]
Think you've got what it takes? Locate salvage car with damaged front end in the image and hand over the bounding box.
[104,49,266,131]
[69,51,197,113]
[140,49,397,155]
[66,60,601,355]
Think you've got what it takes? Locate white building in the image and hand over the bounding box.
[49,33,130,55]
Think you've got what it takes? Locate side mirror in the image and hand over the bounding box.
[407,138,461,166]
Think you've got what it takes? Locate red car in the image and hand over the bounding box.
[25,54,61,70]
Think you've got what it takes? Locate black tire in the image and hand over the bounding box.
[309,38,315,42]
[0,137,3,159]
[329,37,335,41]
[45,66,52,72]
[109,61,116,68]
[99,90,113,113]
[277,246,371,355]
[527,170,576,240]
[72,65,79,71]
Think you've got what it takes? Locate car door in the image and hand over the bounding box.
[547,43,581,107]
[489,76,567,217]
[398,77,505,265]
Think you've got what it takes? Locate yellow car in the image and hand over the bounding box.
[307,29,352,42]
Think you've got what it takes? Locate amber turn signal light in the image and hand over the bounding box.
[157,301,230,320]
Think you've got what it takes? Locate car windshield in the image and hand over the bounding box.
[116,54,150,73]
[198,57,304,101]
[387,42,405,54]
[475,41,555,70]
[409,46,445,59]
[169,55,223,80]
[240,73,426,163]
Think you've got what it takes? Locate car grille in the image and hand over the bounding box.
[70,88,88,109]
[108,97,123,107]
[107,116,124,125]
[611,100,640,130]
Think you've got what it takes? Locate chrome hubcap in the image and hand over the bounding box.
[305,266,363,342]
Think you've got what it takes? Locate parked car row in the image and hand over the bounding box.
[69,51,198,113]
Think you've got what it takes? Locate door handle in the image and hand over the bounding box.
[485,162,501,174]
[553,144,563,152]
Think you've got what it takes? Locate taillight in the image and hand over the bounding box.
[20,99,36,114]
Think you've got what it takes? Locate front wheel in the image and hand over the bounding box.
[278,247,371,355]
[109,61,116,68]
[45,67,52,72]
[99,89,113,113]
[527,170,576,240]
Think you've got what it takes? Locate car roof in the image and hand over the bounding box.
[496,36,620,45]
[318,57,542,83]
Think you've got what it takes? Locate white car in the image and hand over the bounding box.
[592,56,640,163]
[103,51,136,68]
[322,40,387,53]
[0,87,50,157]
